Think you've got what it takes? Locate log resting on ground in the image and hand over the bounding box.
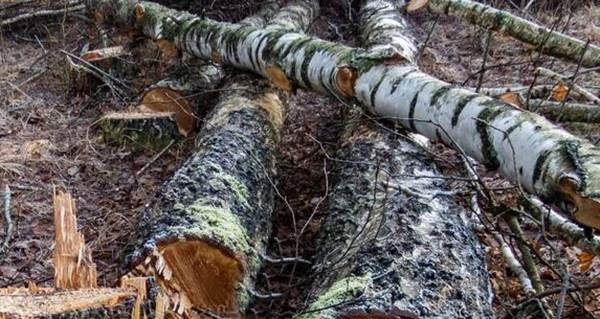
[84,0,600,229]
[297,110,494,319]
[408,0,600,68]
[128,1,318,317]
[296,2,494,317]
[131,74,282,317]
[529,100,600,124]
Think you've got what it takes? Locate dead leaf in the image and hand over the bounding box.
[497,92,522,109]
[406,0,429,12]
[552,82,569,102]
[578,251,595,272]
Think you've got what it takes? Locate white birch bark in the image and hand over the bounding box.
[416,0,600,67]
[86,0,600,230]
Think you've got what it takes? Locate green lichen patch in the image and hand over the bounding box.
[171,202,252,255]
[296,274,372,319]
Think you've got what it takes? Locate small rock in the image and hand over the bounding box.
[67,166,79,176]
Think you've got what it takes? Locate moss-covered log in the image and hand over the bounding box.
[408,0,600,67]
[129,2,318,317]
[85,0,600,230]
[131,74,282,318]
[297,110,494,319]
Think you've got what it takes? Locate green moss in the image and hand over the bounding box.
[99,120,174,153]
[172,202,251,254]
[209,171,251,208]
[295,274,372,319]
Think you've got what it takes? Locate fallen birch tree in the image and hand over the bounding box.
[128,2,318,318]
[85,0,600,230]
[299,2,494,317]
[406,0,600,67]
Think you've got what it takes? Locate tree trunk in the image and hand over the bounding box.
[297,2,494,317]
[529,100,600,123]
[86,0,600,230]
[128,2,318,317]
[297,110,494,319]
[409,0,600,67]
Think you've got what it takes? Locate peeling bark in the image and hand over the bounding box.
[414,0,600,67]
[129,2,318,317]
[297,110,494,319]
[297,3,493,317]
[85,0,600,228]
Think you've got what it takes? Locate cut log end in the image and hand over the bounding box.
[560,177,600,230]
[99,111,180,152]
[142,241,243,317]
[266,65,293,91]
[140,87,196,136]
[336,66,357,98]
[134,3,145,24]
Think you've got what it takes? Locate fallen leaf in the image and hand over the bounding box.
[406,0,429,12]
[578,251,595,272]
[497,92,522,109]
[551,82,569,102]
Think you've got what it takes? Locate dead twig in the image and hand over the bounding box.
[0,185,13,256]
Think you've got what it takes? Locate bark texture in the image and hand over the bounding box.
[129,2,318,317]
[297,3,493,317]
[85,0,600,228]
[297,110,494,319]
[359,0,418,64]
[132,75,282,317]
[420,0,600,67]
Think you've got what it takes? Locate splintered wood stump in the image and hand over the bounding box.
[131,74,283,318]
[0,287,136,319]
[53,190,97,289]
[297,111,494,318]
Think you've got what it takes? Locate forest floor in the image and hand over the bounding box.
[0,1,599,318]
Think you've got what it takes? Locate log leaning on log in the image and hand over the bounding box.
[129,2,318,317]
[297,2,494,317]
[85,0,600,230]
[407,0,600,68]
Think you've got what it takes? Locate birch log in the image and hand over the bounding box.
[86,0,600,230]
[297,3,493,317]
[297,109,494,319]
[407,0,600,67]
[129,2,318,317]
[529,100,600,123]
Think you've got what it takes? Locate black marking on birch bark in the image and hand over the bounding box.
[370,69,389,109]
[390,70,417,94]
[430,85,452,109]
[476,106,503,170]
[532,149,552,189]
[451,93,478,127]
[408,92,420,132]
